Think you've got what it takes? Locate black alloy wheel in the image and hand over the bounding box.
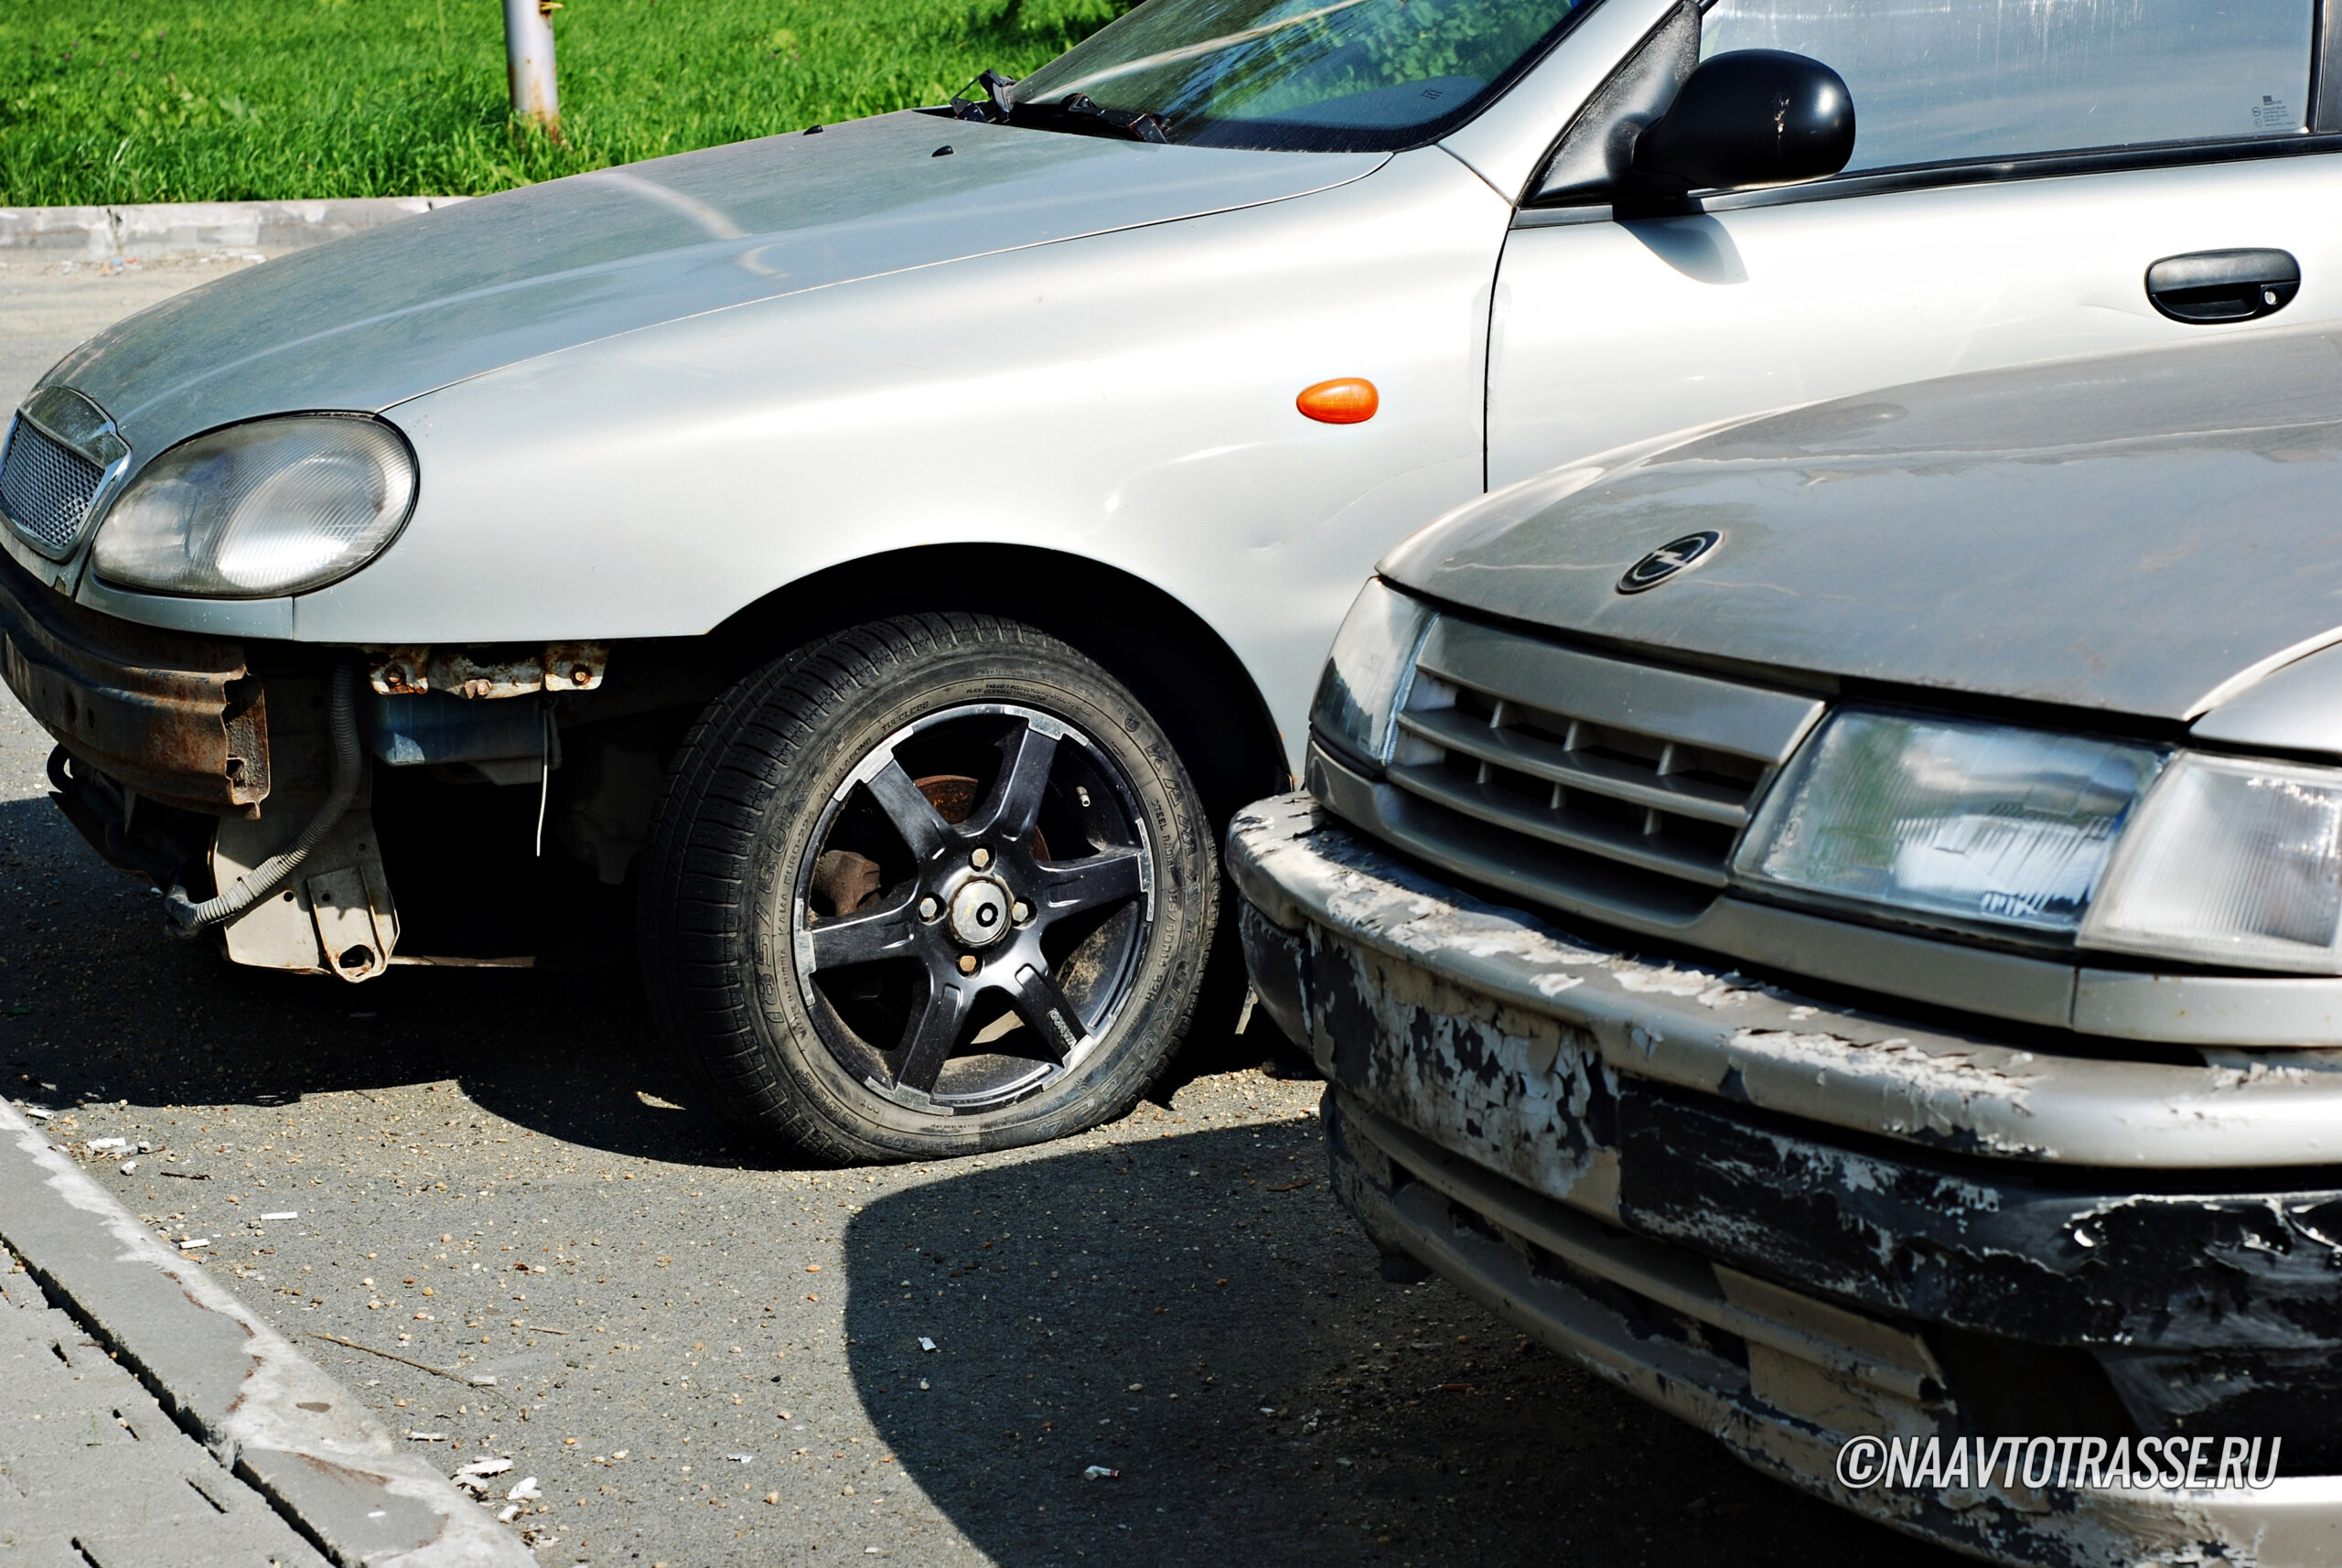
[639,613,1215,1162]
[798,701,1152,1112]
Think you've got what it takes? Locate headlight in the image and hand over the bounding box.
[2079,753,2342,972]
[1308,578,1435,770]
[92,414,416,597]
[1734,709,2164,934]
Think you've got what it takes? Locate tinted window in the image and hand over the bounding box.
[1012,0,1590,152]
[1700,0,2315,171]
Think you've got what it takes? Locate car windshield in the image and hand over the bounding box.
[1009,0,1592,151]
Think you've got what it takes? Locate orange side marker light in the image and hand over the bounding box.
[1296,378,1379,424]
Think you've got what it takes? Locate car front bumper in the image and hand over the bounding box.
[1230,790,2342,1568]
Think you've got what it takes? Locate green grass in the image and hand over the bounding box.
[0,0,1132,205]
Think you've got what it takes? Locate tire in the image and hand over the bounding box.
[639,612,1217,1163]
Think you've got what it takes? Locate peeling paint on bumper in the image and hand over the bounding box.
[1232,792,2342,1567]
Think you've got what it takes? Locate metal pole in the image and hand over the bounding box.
[502,0,561,137]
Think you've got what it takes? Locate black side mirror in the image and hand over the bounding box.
[1629,49,1854,197]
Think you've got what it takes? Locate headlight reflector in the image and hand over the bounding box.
[2079,752,2342,972]
[1735,710,2163,933]
[93,414,415,597]
[1308,578,1434,770]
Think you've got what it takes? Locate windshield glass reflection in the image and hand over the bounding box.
[1010,0,1588,151]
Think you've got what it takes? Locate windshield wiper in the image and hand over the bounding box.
[1058,92,1171,144]
[952,69,1168,145]
[950,69,1019,124]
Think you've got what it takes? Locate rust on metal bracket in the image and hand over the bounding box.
[364,642,607,699]
[0,550,267,812]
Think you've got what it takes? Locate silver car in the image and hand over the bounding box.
[1234,326,2342,1564]
[2,0,2337,1161]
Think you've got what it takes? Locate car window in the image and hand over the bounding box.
[1011,0,1592,152]
[1700,0,2316,172]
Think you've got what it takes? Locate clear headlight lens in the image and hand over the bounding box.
[1735,709,2164,934]
[93,414,416,597]
[1740,706,2342,971]
[2079,753,2342,972]
[1308,578,1435,770]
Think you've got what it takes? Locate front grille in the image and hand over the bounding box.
[1386,618,1826,893]
[0,415,105,555]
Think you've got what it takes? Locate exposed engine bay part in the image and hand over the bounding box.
[364,642,607,699]
[165,663,361,936]
[213,809,401,981]
[368,688,557,786]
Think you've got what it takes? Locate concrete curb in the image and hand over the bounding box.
[0,1097,532,1568]
[0,198,468,260]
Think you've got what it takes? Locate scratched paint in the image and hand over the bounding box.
[1308,920,1617,1211]
[1230,792,2342,1170]
[1327,1104,2280,1568]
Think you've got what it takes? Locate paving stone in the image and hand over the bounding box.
[0,1248,326,1568]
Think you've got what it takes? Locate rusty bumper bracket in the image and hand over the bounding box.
[366,642,605,700]
[166,663,360,936]
[0,548,267,812]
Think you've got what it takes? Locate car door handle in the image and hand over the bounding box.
[2145,248,2299,323]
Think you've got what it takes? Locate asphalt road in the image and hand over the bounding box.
[0,253,1961,1568]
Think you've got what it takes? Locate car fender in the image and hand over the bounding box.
[289,148,1515,769]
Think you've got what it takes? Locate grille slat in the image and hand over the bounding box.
[1387,762,1734,886]
[1413,618,1822,765]
[0,415,105,555]
[1396,705,1750,826]
[1387,618,1827,897]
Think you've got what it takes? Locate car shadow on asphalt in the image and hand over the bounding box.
[0,780,1310,1178]
[11,946,1286,1178]
[0,790,1279,1174]
[837,1124,1962,1568]
[0,829,756,1172]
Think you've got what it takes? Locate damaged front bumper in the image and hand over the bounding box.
[1231,790,2342,1568]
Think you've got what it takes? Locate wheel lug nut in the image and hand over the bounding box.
[956,954,979,976]
[918,897,940,921]
[971,847,993,870]
[1012,902,1032,924]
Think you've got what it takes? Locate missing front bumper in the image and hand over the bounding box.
[0,556,405,977]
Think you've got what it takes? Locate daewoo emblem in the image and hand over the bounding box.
[1616,531,1723,595]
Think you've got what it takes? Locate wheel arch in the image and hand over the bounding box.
[693,544,1293,826]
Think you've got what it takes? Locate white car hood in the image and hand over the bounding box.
[44,112,1384,461]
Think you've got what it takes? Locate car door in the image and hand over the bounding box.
[1486,0,2342,489]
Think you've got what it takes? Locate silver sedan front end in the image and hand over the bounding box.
[1233,591,2342,1566]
